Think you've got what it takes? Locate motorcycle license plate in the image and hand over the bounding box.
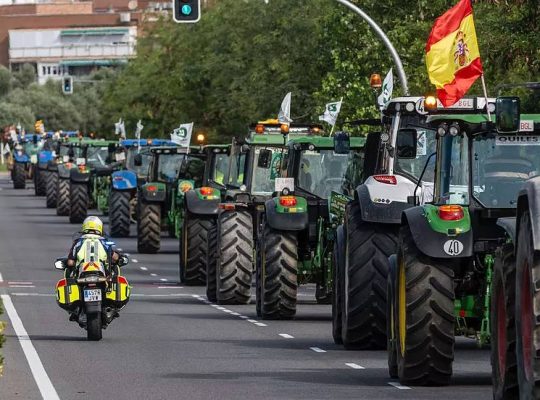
[83,289,102,302]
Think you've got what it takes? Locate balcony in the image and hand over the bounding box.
[9,42,135,62]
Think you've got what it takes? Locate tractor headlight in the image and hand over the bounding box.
[449,123,460,137]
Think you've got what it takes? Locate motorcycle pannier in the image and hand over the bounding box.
[56,278,80,310]
[105,275,130,308]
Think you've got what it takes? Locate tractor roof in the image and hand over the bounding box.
[427,113,540,132]
[384,96,496,116]
[287,135,366,148]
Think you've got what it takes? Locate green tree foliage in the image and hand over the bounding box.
[0,66,11,97]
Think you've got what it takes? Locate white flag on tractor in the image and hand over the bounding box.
[278,92,293,124]
[114,118,126,138]
[377,68,394,109]
[171,123,193,147]
[135,120,144,140]
[319,100,343,127]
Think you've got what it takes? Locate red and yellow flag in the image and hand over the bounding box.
[426,0,483,107]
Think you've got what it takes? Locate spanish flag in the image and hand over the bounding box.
[426,0,483,107]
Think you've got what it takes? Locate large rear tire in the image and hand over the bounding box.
[86,313,102,341]
[137,201,161,253]
[13,163,25,189]
[46,171,58,208]
[491,243,518,399]
[216,209,253,305]
[515,210,540,399]
[341,201,397,349]
[109,191,131,237]
[180,211,214,286]
[259,225,298,320]
[396,225,455,386]
[332,226,345,344]
[69,183,89,223]
[56,178,70,216]
[34,168,46,196]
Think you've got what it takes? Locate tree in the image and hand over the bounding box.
[0,66,11,98]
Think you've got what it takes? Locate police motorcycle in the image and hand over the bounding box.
[54,238,131,341]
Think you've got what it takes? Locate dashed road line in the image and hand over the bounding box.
[388,382,411,390]
[279,333,294,339]
[9,285,36,288]
[159,278,168,282]
[0,273,4,282]
[254,322,267,327]
[345,363,365,370]
[309,347,326,353]
[140,266,148,271]
[8,281,33,285]
[1,294,60,400]
[239,315,249,319]
[150,273,157,277]
[157,286,184,289]
[247,319,258,323]
[132,259,139,263]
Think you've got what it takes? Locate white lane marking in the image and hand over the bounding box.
[388,382,411,390]
[279,333,294,339]
[239,316,248,319]
[0,272,3,282]
[216,307,227,310]
[159,278,168,282]
[157,286,184,289]
[11,293,54,297]
[309,347,326,353]
[254,322,267,327]
[210,304,220,308]
[223,309,234,313]
[150,273,157,277]
[9,285,36,288]
[117,248,123,251]
[8,281,33,285]
[192,295,201,298]
[1,295,60,400]
[229,312,240,316]
[140,266,148,271]
[131,259,138,263]
[346,363,365,370]
[247,319,258,323]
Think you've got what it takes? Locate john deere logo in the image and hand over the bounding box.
[174,127,188,138]
[327,104,338,112]
[178,180,193,193]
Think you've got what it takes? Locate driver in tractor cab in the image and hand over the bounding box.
[298,158,312,192]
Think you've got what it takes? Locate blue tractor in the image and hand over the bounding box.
[109,139,175,237]
[11,134,42,190]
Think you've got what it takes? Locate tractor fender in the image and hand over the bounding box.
[496,217,516,245]
[57,164,72,179]
[516,177,540,251]
[140,183,166,202]
[47,160,58,172]
[38,151,54,165]
[13,153,29,163]
[111,170,137,191]
[70,169,90,184]
[355,184,410,224]
[402,206,473,259]
[184,190,219,215]
[264,198,308,232]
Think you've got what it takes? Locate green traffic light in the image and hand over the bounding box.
[181,4,192,15]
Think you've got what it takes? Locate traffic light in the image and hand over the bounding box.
[173,0,200,23]
[62,76,73,95]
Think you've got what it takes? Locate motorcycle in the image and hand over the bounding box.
[54,244,131,341]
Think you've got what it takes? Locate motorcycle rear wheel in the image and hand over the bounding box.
[87,313,102,341]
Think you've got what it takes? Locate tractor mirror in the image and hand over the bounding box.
[396,129,417,159]
[257,149,272,169]
[54,257,67,270]
[134,153,143,166]
[496,97,520,133]
[333,132,350,154]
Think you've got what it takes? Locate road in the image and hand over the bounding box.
[0,174,492,400]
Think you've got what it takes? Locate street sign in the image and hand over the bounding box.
[173,0,201,23]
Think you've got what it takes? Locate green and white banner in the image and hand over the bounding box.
[171,122,193,147]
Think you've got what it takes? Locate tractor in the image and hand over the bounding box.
[54,140,87,215]
[10,133,42,189]
[387,97,540,387]
[211,121,323,305]
[256,134,365,319]
[179,144,230,287]
[33,133,57,196]
[109,139,174,237]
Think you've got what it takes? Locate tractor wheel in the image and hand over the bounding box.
[341,201,397,349]
[387,254,398,379]
[69,183,89,223]
[137,201,161,253]
[332,225,344,345]
[216,209,253,305]
[260,225,298,320]
[109,191,131,237]
[46,171,58,208]
[396,224,454,386]
[34,169,46,196]
[491,243,518,399]
[515,210,540,399]
[12,163,25,189]
[56,179,70,216]
[180,211,215,286]
[206,222,218,301]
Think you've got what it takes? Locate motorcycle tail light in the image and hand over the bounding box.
[200,186,214,196]
[438,205,464,221]
[373,175,397,185]
[279,196,297,207]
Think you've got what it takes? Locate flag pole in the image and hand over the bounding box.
[480,74,492,122]
[329,97,343,137]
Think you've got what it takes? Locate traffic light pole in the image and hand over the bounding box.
[334,0,409,95]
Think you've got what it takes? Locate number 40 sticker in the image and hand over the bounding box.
[443,240,464,256]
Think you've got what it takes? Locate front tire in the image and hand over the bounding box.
[259,225,298,320]
[56,178,70,216]
[137,201,161,253]
[109,191,131,237]
[396,225,455,386]
[515,210,540,399]
[216,209,253,305]
[69,183,89,223]
[34,168,46,196]
[86,313,102,341]
[180,212,215,286]
[46,171,58,208]
[13,163,25,189]
[341,201,396,349]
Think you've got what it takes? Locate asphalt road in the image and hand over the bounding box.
[0,174,492,400]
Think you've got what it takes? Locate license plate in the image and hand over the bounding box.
[83,289,102,302]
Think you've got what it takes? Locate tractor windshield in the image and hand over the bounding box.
[472,132,540,208]
[394,127,437,182]
[251,147,285,194]
[157,153,185,182]
[86,147,109,168]
[211,153,230,185]
[435,134,470,205]
[126,147,152,176]
[297,149,362,199]
[59,145,83,159]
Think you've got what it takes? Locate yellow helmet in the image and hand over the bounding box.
[81,216,103,235]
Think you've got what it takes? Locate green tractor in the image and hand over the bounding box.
[387,97,540,386]
[179,145,230,287]
[68,141,119,223]
[211,121,322,305]
[136,146,208,253]
[256,135,365,319]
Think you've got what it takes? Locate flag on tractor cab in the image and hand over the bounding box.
[426,0,483,107]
